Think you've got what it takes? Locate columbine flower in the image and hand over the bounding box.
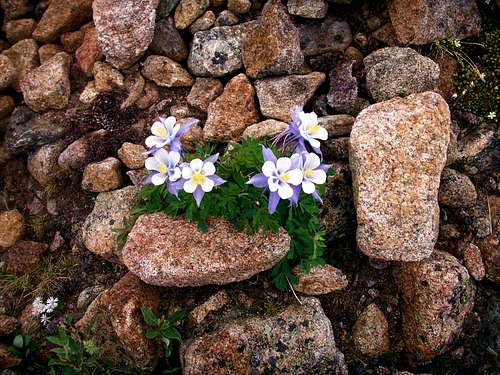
[145,149,184,196]
[181,154,225,206]
[145,116,198,154]
[44,296,58,313]
[247,146,303,214]
[291,152,329,203]
[40,314,50,325]
[32,297,45,317]
[273,107,328,155]
[487,111,496,119]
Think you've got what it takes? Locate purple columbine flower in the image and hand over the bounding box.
[273,107,328,156]
[290,152,330,204]
[180,154,225,207]
[144,116,198,155]
[145,149,184,197]
[247,146,303,214]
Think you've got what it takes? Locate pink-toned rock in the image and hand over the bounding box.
[255,72,325,122]
[0,315,19,336]
[60,30,84,52]
[58,130,108,170]
[93,61,124,92]
[122,212,290,287]
[350,92,450,261]
[2,39,39,91]
[188,290,229,325]
[117,142,146,169]
[0,54,16,91]
[3,241,48,275]
[388,0,481,45]
[82,186,139,260]
[187,78,223,112]
[27,142,64,186]
[76,273,160,371]
[93,0,159,69]
[0,209,24,249]
[292,264,348,295]
[476,195,499,282]
[394,251,475,363]
[242,119,288,140]
[82,157,123,192]
[20,52,71,112]
[38,44,64,64]
[3,18,37,44]
[76,25,102,75]
[463,243,485,281]
[242,0,303,79]
[352,304,390,358]
[174,0,210,29]
[203,73,258,143]
[32,0,93,43]
[142,55,194,88]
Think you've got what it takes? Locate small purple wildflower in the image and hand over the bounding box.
[181,154,225,206]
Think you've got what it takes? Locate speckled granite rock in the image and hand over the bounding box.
[364,47,440,102]
[438,168,477,208]
[394,251,475,363]
[242,0,304,79]
[174,0,210,29]
[82,157,123,192]
[463,242,485,281]
[255,72,325,122]
[2,39,39,91]
[0,54,16,91]
[181,297,347,375]
[388,0,481,45]
[242,119,288,140]
[292,264,348,295]
[203,73,258,142]
[76,273,159,371]
[352,304,390,358]
[93,0,159,69]
[27,141,64,186]
[142,55,194,87]
[350,92,450,261]
[122,212,290,287]
[150,17,188,62]
[82,186,139,261]
[0,209,24,249]
[187,78,223,112]
[287,0,328,18]
[2,241,48,275]
[299,16,351,57]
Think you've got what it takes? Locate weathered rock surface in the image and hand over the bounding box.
[438,168,477,208]
[150,17,188,62]
[227,0,251,14]
[4,18,37,44]
[93,0,159,69]
[122,212,290,287]
[2,39,39,91]
[319,115,354,137]
[32,0,92,43]
[82,157,123,192]
[188,23,251,77]
[20,52,71,112]
[292,264,348,295]
[82,186,139,260]
[117,143,146,169]
[463,242,485,281]
[388,0,481,45]
[181,297,347,375]
[0,53,16,91]
[0,96,14,120]
[75,25,102,75]
[203,73,258,142]
[27,142,64,187]
[174,0,210,29]
[93,61,124,92]
[394,251,475,362]
[242,119,288,140]
[0,315,19,336]
[255,72,325,122]
[2,240,48,275]
[352,304,390,358]
[299,16,351,57]
[142,55,194,87]
[288,0,328,18]
[364,47,440,102]
[187,78,223,112]
[188,290,229,325]
[76,273,160,371]
[0,0,34,20]
[327,60,358,113]
[189,10,216,34]
[0,209,24,249]
[242,0,303,79]
[350,92,450,261]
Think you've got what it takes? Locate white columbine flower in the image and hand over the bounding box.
[145,149,181,186]
[44,296,58,313]
[297,153,327,194]
[487,112,496,119]
[262,157,303,200]
[182,158,216,194]
[145,116,180,149]
[297,111,328,150]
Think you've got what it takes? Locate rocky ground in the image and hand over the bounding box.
[0,0,499,374]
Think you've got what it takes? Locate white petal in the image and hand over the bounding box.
[151,121,167,137]
[299,111,318,127]
[262,161,277,177]
[308,170,326,184]
[154,148,170,164]
[276,157,291,174]
[171,124,180,138]
[163,116,176,128]
[145,157,160,171]
[302,180,316,194]
[182,166,193,179]
[183,179,197,193]
[286,169,303,185]
[278,183,293,199]
[201,161,215,176]
[168,151,181,166]
[268,177,279,192]
[311,126,328,140]
[200,177,214,192]
[308,138,321,149]
[152,173,167,186]
[190,158,204,172]
[145,135,166,148]
[304,153,320,170]
[169,167,181,181]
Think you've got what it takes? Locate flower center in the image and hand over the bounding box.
[191,172,206,185]
[307,123,321,133]
[158,164,167,174]
[304,169,314,178]
[279,172,290,183]
[157,127,168,137]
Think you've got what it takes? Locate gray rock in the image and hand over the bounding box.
[299,16,352,57]
[27,142,65,187]
[77,284,106,310]
[255,72,326,122]
[288,0,328,18]
[352,304,390,358]
[187,23,251,77]
[438,168,477,208]
[149,17,188,62]
[181,297,348,375]
[364,47,440,102]
[327,60,358,113]
[215,10,239,27]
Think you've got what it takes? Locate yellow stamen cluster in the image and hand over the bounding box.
[191,172,206,185]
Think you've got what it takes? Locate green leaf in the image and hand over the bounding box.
[145,328,158,339]
[167,309,186,324]
[162,326,182,341]
[13,334,24,348]
[141,306,157,325]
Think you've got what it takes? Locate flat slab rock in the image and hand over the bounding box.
[122,212,290,287]
[181,297,347,375]
[350,91,450,261]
